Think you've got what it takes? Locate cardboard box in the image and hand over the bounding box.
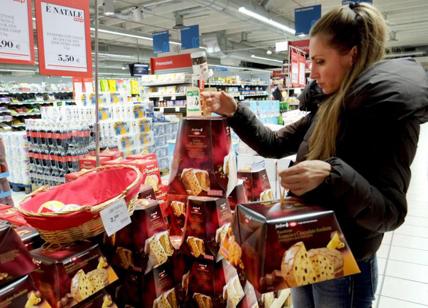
[168,117,237,198]
[183,196,232,260]
[0,204,30,227]
[142,262,178,308]
[110,199,173,274]
[0,221,36,288]
[31,242,119,308]
[15,226,43,251]
[120,159,161,193]
[79,156,111,170]
[228,200,360,293]
[188,259,245,308]
[127,153,157,162]
[227,181,248,211]
[237,168,272,202]
[0,275,51,308]
[138,184,156,200]
[167,194,188,239]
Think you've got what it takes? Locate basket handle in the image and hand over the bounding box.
[20,185,49,204]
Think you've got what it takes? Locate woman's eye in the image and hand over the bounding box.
[316,59,325,65]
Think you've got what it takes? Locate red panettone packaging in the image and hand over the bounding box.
[188,259,245,308]
[228,200,360,293]
[0,220,36,288]
[0,275,51,308]
[113,272,141,307]
[127,153,157,161]
[0,204,30,226]
[167,194,188,238]
[88,149,122,160]
[121,158,162,193]
[110,199,174,274]
[141,261,178,308]
[64,169,90,182]
[75,289,117,308]
[237,168,272,202]
[183,196,233,260]
[227,180,248,211]
[138,184,156,200]
[79,155,111,170]
[100,158,124,166]
[237,281,259,308]
[30,241,119,308]
[15,225,43,251]
[168,117,237,198]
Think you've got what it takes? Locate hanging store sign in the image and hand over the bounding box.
[150,53,192,74]
[35,0,92,77]
[0,0,35,65]
[153,30,170,54]
[181,25,200,50]
[295,5,321,36]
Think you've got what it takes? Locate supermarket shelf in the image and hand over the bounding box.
[1,101,55,106]
[207,83,269,87]
[141,80,192,87]
[14,112,41,117]
[148,93,186,99]
[154,106,186,113]
[0,91,73,95]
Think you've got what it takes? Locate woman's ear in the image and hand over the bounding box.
[350,46,358,66]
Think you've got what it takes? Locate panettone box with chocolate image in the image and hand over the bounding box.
[0,275,51,308]
[237,168,272,202]
[109,199,174,274]
[30,241,118,308]
[188,259,245,308]
[226,200,360,293]
[16,226,43,251]
[183,196,233,260]
[167,194,188,238]
[168,117,237,198]
[0,220,36,288]
[227,180,248,211]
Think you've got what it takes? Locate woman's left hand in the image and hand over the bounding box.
[278,160,331,196]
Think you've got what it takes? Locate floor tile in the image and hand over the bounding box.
[395,225,428,239]
[402,216,428,227]
[378,296,428,308]
[377,244,390,259]
[389,246,428,266]
[376,274,384,295]
[381,276,428,304]
[386,259,428,283]
[382,232,393,245]
[377,257,387,275]
[392,234,428,251]
[407,207,428,218]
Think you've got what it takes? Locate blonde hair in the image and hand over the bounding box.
[307,3,387,160]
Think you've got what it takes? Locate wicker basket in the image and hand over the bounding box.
[17,164,142,244]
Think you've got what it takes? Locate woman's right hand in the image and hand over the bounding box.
[200,91,238,117]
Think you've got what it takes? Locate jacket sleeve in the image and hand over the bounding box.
[323,119,419,233]
[227,104,311,159]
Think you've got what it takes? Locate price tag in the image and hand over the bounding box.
[175,106,180,112]
[159,96,164,101]
[100,199,131,236]
[239,95,245,100]
[171,96,176,100]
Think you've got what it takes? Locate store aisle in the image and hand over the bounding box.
[375,123,428,308]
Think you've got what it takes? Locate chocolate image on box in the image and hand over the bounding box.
[0,220,36,288]
[183,197,233,260]
[236,281,258,308]
[260,289,291,308]
[138,184,156,200]
[232,200,360,293]
[237,169,271,202]
[30,242,119,308]
[227,181,248,211]
[0,275,51,308]
[141,262,177,307]
[145,230,175,272]
[167,195,188,240]
[168,118,236,198]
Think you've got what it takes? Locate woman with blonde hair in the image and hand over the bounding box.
[202,2,428,307]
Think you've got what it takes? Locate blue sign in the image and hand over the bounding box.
[294,5,321,36]
[152,31,170,54]
[181,25,200,49]
[342,0,373,4]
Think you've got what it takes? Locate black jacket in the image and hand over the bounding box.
[228,58,428,260]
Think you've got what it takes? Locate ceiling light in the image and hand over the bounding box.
[90,28,181,45]
[239,7,296,35]
[266,49,272,55]
[251,55,283,63]
[103,0,115,16]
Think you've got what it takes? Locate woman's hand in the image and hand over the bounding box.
[200,91,238,117]
[278,160,331,196]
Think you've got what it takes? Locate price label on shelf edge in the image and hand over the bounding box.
[100,199,131,236]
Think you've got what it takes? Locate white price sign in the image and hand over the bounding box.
[36,0,92,76]
[0,0,34,64]
[100,199,131,236]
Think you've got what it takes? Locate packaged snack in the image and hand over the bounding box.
[0,220,36,288]
[15,226,43,251]
[31,242,119,308]
[227,181,248,211]
[0,275,51,308]
[141,262,178,307]
[237,168,271,202]
[228,200,360,293]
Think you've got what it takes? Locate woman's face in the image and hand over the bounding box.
[309,34,354,94]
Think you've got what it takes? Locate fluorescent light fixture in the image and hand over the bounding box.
[266,49,272,55]
[0,69,36,73]
[251,55,283,63]
[90,28,181,45]
[94,52,136,59]
[239,7,295,35]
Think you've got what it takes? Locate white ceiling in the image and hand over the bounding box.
[91,0,428,71]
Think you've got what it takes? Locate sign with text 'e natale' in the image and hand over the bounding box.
[342,0,373,4]
[35,0,92,77]
[181,24,200,49]
[295,5,321,36]
[153,30,170,54]
[0,0,35,65]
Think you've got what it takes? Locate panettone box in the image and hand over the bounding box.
[227,180,248,211]
[237,168,272,202]
[188,259,245,308]
[168,117,237,198]
[183,196,233,260]
[227,200,360,293]
[120,158,161,193]
[0,204,30,227]
[0,220,36,288]
[15,225,43,251]
[141,261,178,308]
[109,199,174,274]
[138,184,156,200]
[237,281,259,308]
[0,275,51,308]
[30,241,118,308]
[167,194,188,238]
